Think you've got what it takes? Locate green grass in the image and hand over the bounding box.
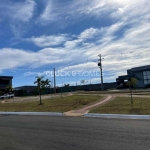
[0,95,102,112]
[78,90,150,95]
[90,97,150,115]
[78,90,130,94]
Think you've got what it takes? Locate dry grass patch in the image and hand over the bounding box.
[0,95,102,112]
[90,97,150,115]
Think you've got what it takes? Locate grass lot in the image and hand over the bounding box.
[90,97,150,115]
[0,95,102,112]
[79,90,150,95]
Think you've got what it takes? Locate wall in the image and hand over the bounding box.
[134,71,144,87]
[0,76,13,91]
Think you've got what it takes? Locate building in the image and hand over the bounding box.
[0,76,13,91]
[13,82,117,96]
[14,85,37,91]
[116,65,150,88]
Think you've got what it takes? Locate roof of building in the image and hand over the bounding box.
[128,65,150,72]
[116,74,133,80]
[14,85,37,91]
[0,76,13,79]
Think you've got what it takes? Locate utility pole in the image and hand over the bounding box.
[98,54,104,90]
[76,81,78,91]
[51,79,53,88]
[54,68,56,93]
[60,82,63,98]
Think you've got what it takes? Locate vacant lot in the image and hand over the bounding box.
[79,90,150,95]
[0,95,102,112]
[90,97,150,115]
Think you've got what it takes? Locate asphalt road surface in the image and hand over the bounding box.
[0,115,150,150]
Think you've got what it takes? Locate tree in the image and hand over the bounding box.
[126,78,138,109]
[42,79,51,94]
[44,79,51,88]
[5,85,13,93]
[80,80,85,85]
[34,76,44,105]
[64,84,70,87]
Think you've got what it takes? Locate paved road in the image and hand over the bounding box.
[0,115,150,150]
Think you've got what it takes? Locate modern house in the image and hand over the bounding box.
[116,65,150,88]
[0,76,13,91]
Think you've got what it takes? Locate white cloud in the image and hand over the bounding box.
[23,71,47,77]
[37,0,150,31]
[1,0,150,85]
[0,47,68,71]
[39,0,56,23]
[23,71,39,77]
[0,0,36,22]
[0,0,36,38]
[64,39,82,49]
[37,0,112,26]
[1,14,150,83]
[78,28,100,39]
[64,22,124,50]
[28,34,69,47]
[58,62,98,73]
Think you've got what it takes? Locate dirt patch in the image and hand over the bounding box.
[1,92,73,103]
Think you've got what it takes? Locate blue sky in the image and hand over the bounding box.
[0,0,150,87]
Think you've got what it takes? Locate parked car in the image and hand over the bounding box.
[116,83,123,89]
[0,93,14,99]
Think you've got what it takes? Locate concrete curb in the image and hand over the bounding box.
[1,112,150,120]
[0,112,64,116]
[84,113,150,119]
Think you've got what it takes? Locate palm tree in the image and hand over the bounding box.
[64,84,70,87]
[34,76,44,105]
[42,79,51,94]
[45,79,51,88]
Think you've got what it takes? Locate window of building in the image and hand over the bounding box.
[143,71,150,85]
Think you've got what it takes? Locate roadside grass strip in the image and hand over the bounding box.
[90,97,150,115]
[78,90,150,95]
[0,95,102,112]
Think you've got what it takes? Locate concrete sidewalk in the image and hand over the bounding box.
[64,95,115,116]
